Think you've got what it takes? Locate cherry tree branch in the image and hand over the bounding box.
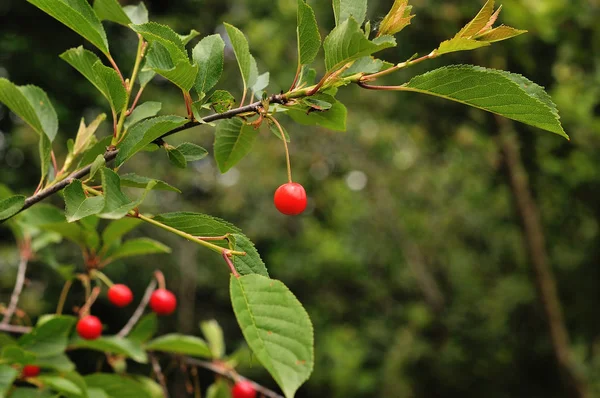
[1,245,30,326]
[5,94,286,222]
[0,323,32,334]
[184,357,284,398]
[117,280,156,338]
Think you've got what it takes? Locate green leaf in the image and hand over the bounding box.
[89,155,106,180]
[341,56,382,77]
[93,0,131,25]
[269,122,290,142]
[39,135,52,181]
[297,0,321,65]
[119,173,181,193]
[34,354,76,372]
[214,118,258,173]
[223,23,254,90]
[475,25,528,42]
[130,22,186,58]
[0,195,26,221]
[323,18,395,72]
[298,66,316,86]
[145,334,212,358]
[179,29,201,45]
[133,377,163,398]
[251,72,269,98]
[1,345,36,365]
[377,0,414,37]
[74,114,106,155]
[9,387,56,398]
[123,2,148,25]
[176,142,208,162]
[200,320,225,359]
[457,0,496,38]
[0,79,58,142]
[128,314,157,343]
[19,316,77,357]
[116,115,188,166]
[152,212,241,239]
[101,217,142,248]
[206,379,232,398]
[435,37,490,55]
[193,34,225,96]
[333,0,367,26]
[37,375,83,396]
[79,136,112,168]
[0,365,19,397]
[60,47,127,112]
[207,90,235,113]
[27,0,109,54]
[70,336,148,363]
[84,374,151,398]
[230,275,314,398]
[166,146,187,169]
[124,102,162,129]
[64,180,105,222]
[402,65,567,138]
[107,238,171,260]
[286,95,347,131]
[231,233,269,277]
[98,168,136,219]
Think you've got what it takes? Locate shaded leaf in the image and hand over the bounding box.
[64,180,105,222]
[230,275,314,398]
[176,142,208,162]
[101,217,142,248]
[0,365,19,397]
[333,0,367,26]
[19,316,77,357]
[98,168,137,219]
[206,379,232,398]
[34,354,76,372]
[200,320,225,359]
[108,238,171,260]
[124,102,162,129]
[214,118,258,173]
[286,94,347,131]
[93,0,131,25]
[0,195,26,221]
[84,374,151,398]
[71,336,148,363]
[119,173,181,193]
[128,314,157,343]
[166,146,187,168]
[37,375,83,396]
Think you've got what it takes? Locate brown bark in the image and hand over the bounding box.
[498,124,588,398]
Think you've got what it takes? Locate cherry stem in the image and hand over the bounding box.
[223,251,240,278]
[91,270,113,288]
[154,270,166,290]
[56,279,73,315]
[79,286,101,317]
[268,116,292,183]
[289,63,302,92]
[106,54,126,87]
[117,279,156,338]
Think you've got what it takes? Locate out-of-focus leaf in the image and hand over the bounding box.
[93,0,131,25]
[145,334,211,358]
[107,238,171,260]
[70,336,148,363]
[84,374,151,398]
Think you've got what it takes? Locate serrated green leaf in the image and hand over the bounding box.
[124,102,162,129]
[208,90,235,113]
[0,365,19,397]
[18,316,77,357]
[223,23,254,91]
[147,55,199,91]
[128,314,157,343]
[166,146,187,168]
[230,275,314,398]
[206,379,232,398]
[93,0,131,25]
[131,22,186,58]
[378,0,414,37]
[193,34,225,97]
[74,114,106,155]
[0,195,26,221]
[200,320,225,359]
[70,336,148,363]
[64,180,105,222]
[98,168,136,219]
[61,47,126,112]
[145,334,211,358]
[324,18,395,72]
[297,0,321,65]
[176,142,208,162]
[152,212,241,240]
[116,115,187,166]
[37,375,83,396]
[84,374,151,398]
[333,0,367,26]
[286,95,347,131]
[231,233,269,277]
[214,118,258,173]
[402,65,567,138]
[0,79,58,142]
[107,238,170,261]
[27,0,109,54]
[119,173,181,193]
[123,2,148,25]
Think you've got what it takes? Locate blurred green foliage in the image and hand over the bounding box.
[1,0,599,397]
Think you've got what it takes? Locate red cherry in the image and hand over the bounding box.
[22,365,41,378]
[273,182,307,216]
[107,284,133,307]
[149,289,177,315]
[76,315,103,340]
[231,380,257,398]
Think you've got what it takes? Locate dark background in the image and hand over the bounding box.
[1,0,600,397]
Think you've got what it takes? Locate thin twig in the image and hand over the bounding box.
[117,280,156,338]
[150,354,170,398]
[184,358,284,398]
[1,245,30,325]
[0,323,32,334]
